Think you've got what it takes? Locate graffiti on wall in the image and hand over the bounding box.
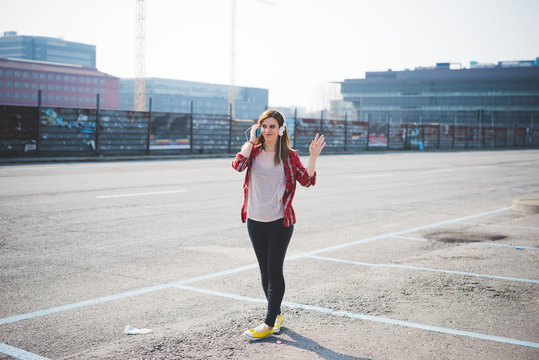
[150,113,190,149]
[40,108,96,134]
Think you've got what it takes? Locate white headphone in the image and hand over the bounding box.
[278,121,286,137]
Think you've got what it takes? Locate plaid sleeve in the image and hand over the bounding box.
[292,151,316,187]
[232,153,249,172]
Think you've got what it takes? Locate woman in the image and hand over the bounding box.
[232,109,326,340]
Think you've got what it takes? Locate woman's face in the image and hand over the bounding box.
[260,117,280,142]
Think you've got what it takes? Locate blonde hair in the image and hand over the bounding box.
[255,109,291,165]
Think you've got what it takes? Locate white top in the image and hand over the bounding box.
[247,150,286,222]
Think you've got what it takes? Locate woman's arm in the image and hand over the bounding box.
[306,133,326,177]
[232,124,259,172]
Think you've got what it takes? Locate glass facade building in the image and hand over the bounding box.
[341,60,539,127]
[0,32,96,68]
[120,78,268,120]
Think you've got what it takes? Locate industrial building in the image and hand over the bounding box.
[341,59,539,127]
[0,58,119,109]
[0,31,96,68]
[120,78,268,119]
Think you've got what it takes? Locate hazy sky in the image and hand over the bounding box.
[1,0,538,110]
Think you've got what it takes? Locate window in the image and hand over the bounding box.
[32,94,37,100]
[39,84,46,90]
[71,96,76,102]
[5,92,11,98]
[48,74,54,80]
[99,79,105,85]
[6,70,12,76]
[56,85,62,91]
[48,85,54,90]
[64,75,69,81]
[86,77,91,83]
[15,71,20,77]
[23,72,29,78]
[86,87,90,93]
[79,76,84,82]
[32,73,38,79]
[32,84,37,89]
[23,93,29,99]
[93,78,98,84]
[86,97,91,102]
[48,95,53,100]
[24,83,29,89]
[71,86,76,92]
[15,82,20,88]
[0,92,2,97]
[40,73,46,79]
[5,81,11,87]
[79,96,84,102]
[56,95,61,101]
[64,96,68,101]
[56,75,62,81]
[71,76,77,82]
[64,85,69,91]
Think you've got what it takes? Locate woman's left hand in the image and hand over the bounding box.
[309,133,326,158]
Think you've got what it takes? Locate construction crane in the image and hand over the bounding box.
[134,0,146,111]
[228,0,275,119]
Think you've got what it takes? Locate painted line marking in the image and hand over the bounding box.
[0,342,51,360]
[96,190,185,199]
[309,255,539,284]
[458,222,539,231]
[393,236,539,250]
[0,206,512,327]
[422,168,455,174]
[394,235,429,242]
[176,285,539,349]
[353,173,396,179]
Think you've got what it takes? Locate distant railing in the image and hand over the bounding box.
[1,99,537,158]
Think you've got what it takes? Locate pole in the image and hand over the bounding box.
[95,93,100,155]
[386,114,390,149]
[293,108,297,149]
[228,106,232,153]
[320,110,324,134]
[366,113,370,150]
[190,101,194,153]
[37,90,42,155]
[146,97,152,155]
[344,112,348,152]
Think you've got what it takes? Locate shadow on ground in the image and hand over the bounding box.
[252,328,373,360]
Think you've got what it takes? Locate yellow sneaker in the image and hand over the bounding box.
[273,314,284,334]
[243,323,273,341]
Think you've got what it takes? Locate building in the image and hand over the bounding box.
[0,31,96,67]
[0,58,119,109]
[120,78,268,119]
[341,59,539,127]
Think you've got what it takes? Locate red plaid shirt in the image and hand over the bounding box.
[232,144,316,227]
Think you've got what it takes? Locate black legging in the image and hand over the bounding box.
[247,218,294,327]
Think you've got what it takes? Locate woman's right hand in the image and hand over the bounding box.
[250,124,260,142]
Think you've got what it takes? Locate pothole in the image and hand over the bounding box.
[426,231,506,243]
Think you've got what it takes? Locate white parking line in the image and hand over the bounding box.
[0,342,50,360]
[309,255,539,284]
[0,206,512,328]
[177,285,539,349]
[96,190,185,199]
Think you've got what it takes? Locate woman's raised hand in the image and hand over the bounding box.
[309,133,326,158]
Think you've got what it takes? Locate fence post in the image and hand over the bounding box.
[320,110,324,134]
[228,104,233,153]
[405,123,408,149]
[37,90,42,155]
[344,112,348,152]
[421,124,425,149]
[437,123,441,150]
[386,115,391,150]
[452,115,456,149]
[95,93,100,155]
[190,101,194,153]
[465,124,468,149]
[146,97,152,155]
[366,114,370,150]
[293,108,297,149]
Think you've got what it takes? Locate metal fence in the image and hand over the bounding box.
[1,102,537,158]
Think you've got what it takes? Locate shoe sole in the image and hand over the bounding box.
[244,332,272,341]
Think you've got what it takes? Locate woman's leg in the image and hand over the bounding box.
[264,220,293,327]
[247,219,270,302]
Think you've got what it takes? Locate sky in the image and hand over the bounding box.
[1,0,538,111]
